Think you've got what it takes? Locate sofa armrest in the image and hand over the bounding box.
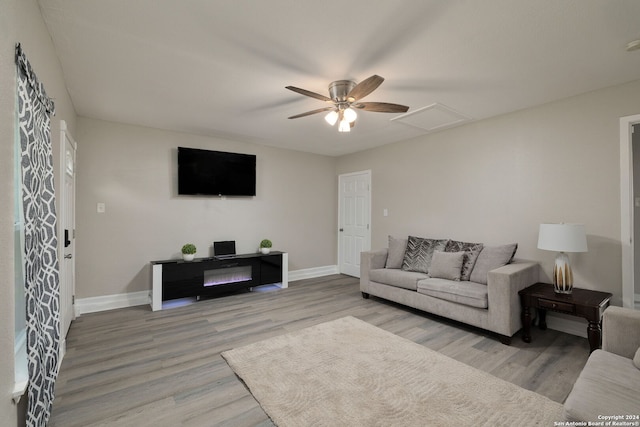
[487,261,539,336]
[360,249,389,293]
[602,306,640,359]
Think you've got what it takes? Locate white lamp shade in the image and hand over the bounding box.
[324,110,338,126]
[537,223,588,253]
[338,120,351,132]
[343,107,357,123]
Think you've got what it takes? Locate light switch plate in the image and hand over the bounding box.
[97,202,105,213]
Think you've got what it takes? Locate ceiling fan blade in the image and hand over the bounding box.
[288,107,335,119]
[285,86,333,102]
[354,102,409,113]
[347,75,384,102]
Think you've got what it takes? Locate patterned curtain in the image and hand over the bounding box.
[15,43,60,427]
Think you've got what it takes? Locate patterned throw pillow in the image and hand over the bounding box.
[445,240,484,281]
[401,236,449,274]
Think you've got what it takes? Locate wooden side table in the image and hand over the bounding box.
[519,282,612,353]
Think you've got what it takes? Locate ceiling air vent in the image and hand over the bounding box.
[391,103,471,132]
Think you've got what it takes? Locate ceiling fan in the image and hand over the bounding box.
[286,75,409,132]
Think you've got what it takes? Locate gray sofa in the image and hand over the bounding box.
[564,306,640,421]
[360,237,539,343]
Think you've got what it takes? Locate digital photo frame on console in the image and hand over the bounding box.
[214,241,236,258]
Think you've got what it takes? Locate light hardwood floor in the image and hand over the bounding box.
[49,275,589,426]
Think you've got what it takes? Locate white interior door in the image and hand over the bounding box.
[621,114,640,310]
[632,124,640,309]
[60,121,77,351]
[338,171,371,277]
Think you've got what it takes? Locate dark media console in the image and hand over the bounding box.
[151,251,288,311]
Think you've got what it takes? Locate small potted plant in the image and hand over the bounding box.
[181,243,197,261]
[259,239,272,254]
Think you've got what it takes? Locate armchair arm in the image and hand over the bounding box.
[487,261,539,336]
[602,306,640,359]
[360,249,389,293]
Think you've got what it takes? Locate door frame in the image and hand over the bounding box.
[620,114,640,309]
[58,120,77,362]
[337,170,372,276]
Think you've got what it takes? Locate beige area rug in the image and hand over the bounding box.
[221,316,564,427]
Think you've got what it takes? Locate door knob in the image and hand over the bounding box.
[339,228,344,232]
[64,254,72,259]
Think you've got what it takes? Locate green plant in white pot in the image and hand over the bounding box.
[181,243,197,261]
[259,239,272,254]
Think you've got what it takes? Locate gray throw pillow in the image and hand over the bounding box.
[401,236,449,273]
[386,236,407,269]
[634,347,640,370]
[469,244,518,285]
[429,250,464,281]
[445,240,484,281]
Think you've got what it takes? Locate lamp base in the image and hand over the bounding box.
[553,252,573,294]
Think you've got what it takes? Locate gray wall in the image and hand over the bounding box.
[337,79,640,306]
[0,0,18,422]
[75,117,338,298]
[0,0,77,424]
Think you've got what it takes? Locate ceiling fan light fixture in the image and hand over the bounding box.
[343,107,357,123]
[286,75,409,133]
[338,120,351,132]
[325,110,339,126]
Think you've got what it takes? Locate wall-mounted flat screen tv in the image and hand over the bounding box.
[178,147,256,196]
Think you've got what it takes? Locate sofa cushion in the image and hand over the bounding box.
[564,349,640,421]
[634,347,640,370]
[445,240,483,281]
[469,244,518,285]
[385,236,407,269]
[429,251,464,281]
[369,268,429,291]
[417,278,488,309]
[401,236,448,273]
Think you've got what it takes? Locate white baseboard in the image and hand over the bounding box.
[288,265,339,282]
[76,266,340,315]
[75,291,151,316]
[73,273,596,341]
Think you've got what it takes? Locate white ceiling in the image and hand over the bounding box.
[38,0,640,156]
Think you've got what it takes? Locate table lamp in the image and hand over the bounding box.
[537,223,588,294]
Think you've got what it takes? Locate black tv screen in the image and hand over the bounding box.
[178,147,256,196]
